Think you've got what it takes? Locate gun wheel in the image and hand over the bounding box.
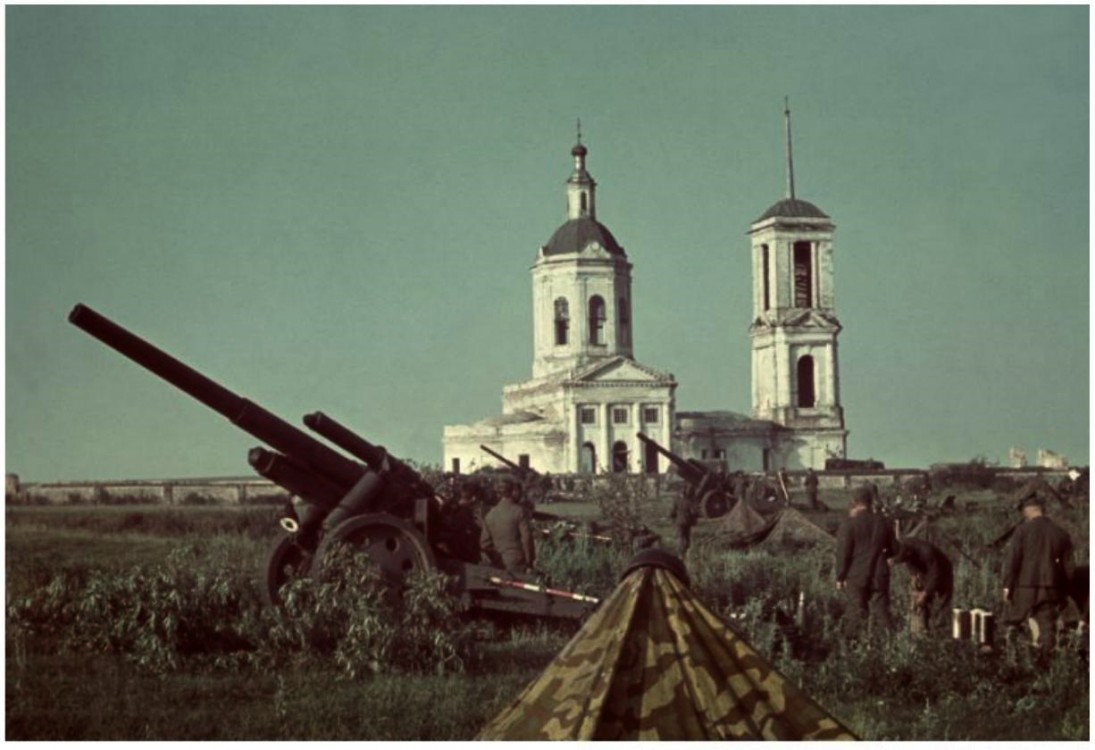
[702,490,731,519]
[317,513,436,590]
[265,535,314,605]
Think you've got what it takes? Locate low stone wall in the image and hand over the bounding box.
[5,466,1070,506]
[7,475,287,506]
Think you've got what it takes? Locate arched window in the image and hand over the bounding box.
[588,295,606,345]
[618,296,630,346]
[797,355,816,408]
[612,441,629,473]
[580,192,588,214]
[580,442,597,474]
[793,241,813,308]
[761,244,771,311]
[554,297,569,346]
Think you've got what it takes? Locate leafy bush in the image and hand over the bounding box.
[7,539,478,679]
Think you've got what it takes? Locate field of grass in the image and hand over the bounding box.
[6,482,1090,740]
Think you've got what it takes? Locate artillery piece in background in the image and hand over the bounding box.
[477,444,557,507]
[637,433,733,518]
[67,304,598,621]
[476,445,624,546]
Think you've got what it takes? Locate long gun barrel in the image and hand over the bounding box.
[479,444,541,477]
[636,432,705,484]
[304,411,439,502]
[67,303,364,491]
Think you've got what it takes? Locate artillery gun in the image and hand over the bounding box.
[477,444,558,507]
[67,304,598,621]
[636,433,732,518]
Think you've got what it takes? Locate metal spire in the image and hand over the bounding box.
[576,117,583,146]
[784,96,796,200]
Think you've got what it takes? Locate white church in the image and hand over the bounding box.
[443,110,848,474]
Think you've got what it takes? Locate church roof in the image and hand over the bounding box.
[542,217,626,258]
[568,355,675,385]
[676,411,786,436]
[476,411,544,427]
[753,197,829,223]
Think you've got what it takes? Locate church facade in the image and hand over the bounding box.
[443,110,848,474]
[442,140,677,475]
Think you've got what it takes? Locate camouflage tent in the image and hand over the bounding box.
[722,496,770,536]
[477,552,856,740]
[760,507,835,548]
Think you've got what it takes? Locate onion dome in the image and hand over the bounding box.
[543,217,626,257]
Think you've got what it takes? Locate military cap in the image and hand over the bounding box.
[851,485,874,506]
[1019,493,1045,510]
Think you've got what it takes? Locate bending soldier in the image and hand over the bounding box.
[481,479,536,577]
[893,538,954,636]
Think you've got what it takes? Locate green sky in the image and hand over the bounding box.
[6,5,1089,481]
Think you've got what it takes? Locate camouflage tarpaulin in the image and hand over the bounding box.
[477,563,856,740]
[722,496,771,537]
[760,507,835,548]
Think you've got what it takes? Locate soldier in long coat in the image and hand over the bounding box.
[804,468,820,510]
[835,487,900,638]
[1003,495,1073,652]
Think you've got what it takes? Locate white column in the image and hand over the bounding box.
[600,402,611,473]
[566,395,578,473]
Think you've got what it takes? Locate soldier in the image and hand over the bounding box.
[1002,494,1073,654]
[892,538,953,636]
[669,484,700,556]
[731,471,748,506]
[435,479,487,561]
[835,486,899,639]
[804,468,820,510]
[481,479,536,577]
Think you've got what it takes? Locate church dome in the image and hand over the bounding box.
[754,197,829,223]
[543,217,626,257]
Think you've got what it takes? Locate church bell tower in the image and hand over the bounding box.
[748,101,847,467]
[530,130,634,379]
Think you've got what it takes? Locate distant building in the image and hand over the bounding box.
[443,107,849,474]
[1008,446,1028,468]
[442,139,676,475]
[674,104,847,471]
[1037,449,1068,469]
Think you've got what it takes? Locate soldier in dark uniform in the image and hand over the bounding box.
[481,479,536,577]
[804,468,820,510]
[835,486,900,639]
[893,538,954,636]
[669,484,700,556]
[731,471,748,506]
[1002,495,1073,653]
[435,479,486,562]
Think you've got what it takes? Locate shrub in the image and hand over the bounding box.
[7,539,479,679]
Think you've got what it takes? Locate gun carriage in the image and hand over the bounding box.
[68,304,597,621]
[637,432,732,518]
